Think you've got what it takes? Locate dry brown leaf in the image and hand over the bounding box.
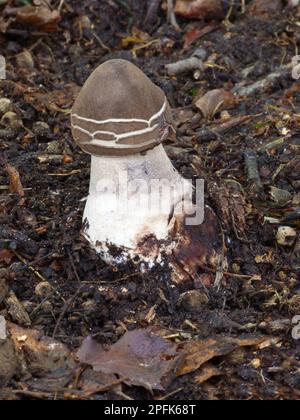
[9,322,75,377]
[195,89,237,119]
[77,329,182,391]
[183,23,219,49]
[16,4,61,32]
[0,249,14,264]
[175,0,225,20]
[4,163,25,203]
[24,83,80,113]
[177,336,266,376]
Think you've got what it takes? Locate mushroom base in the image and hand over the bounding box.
[82,145,193,265]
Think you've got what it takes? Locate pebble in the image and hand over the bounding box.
[0,98,11,116]
[33,121,51,138]
[81,300,97,313]
[1,111,23,130]
[35,281,52,298]
[177,290,209,312]
[16,50,34,69]
[276,226,297,247]
[45,140,62,154]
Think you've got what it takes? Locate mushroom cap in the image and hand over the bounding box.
[71,59,174,156]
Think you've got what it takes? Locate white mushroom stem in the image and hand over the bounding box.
[83,145,193,262]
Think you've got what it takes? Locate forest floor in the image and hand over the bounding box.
[0,0,300,400]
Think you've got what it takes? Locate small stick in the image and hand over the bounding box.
[167,0,180,30]
[12,250,47,283]
[165,57,203,76]
[58,0,65,12]
[233,64,292,97]
[52,287,82,338]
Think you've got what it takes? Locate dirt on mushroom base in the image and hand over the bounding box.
[0,0,300,400]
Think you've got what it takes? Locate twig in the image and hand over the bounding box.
[58,0,65,12]
[52,287,82,338]
[167,0,180,30]
[91,30,111,52]
[52,248,82,338]
[232,64,292,97]
[241,0,246,13]
[165,57,203,76]
[12,250,47,283]
[145,0,161,25]
[157,387,184,400]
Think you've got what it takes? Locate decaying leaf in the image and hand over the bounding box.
[183,23,219,49]
[195,89,237,120]
[16,4,61,32]
[176,336,267,376]
[77,329,182,391]
[8,322,75,380]
[24,83,80,113]
[175,0,225,20]
[4,163,25,203]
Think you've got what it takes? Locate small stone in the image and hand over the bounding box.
[33,121,51,138]
[1,111,23,130]
[177,290,209,312]
[35,282,52,298]
[45,140,61,154]
[0,98,11,116]
[276,226,297,247]
[232,263,241,274]
[16,50,34,69]
[81,299,97,313]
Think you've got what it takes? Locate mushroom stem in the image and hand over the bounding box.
[83,144,192,263]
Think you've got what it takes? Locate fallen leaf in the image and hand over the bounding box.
[16,4,61,32]
[177,336,266,376]
[77,329,182,391]
[175,0,225,20]
[9,322,75,381]
[4,163,25,204]
[0,249,14,264]
[183,23,219,49]
[195,89,237,119]
[25,83,80,113]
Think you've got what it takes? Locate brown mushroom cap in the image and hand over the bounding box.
[71,59,174,156]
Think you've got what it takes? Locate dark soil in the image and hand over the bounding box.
[0,0,300,400]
